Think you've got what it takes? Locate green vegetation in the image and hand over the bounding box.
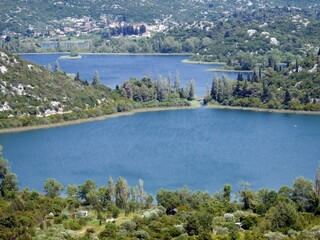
[0,50,193,130]
[1,0,320,74]
[1,145,320,239]
[204,54,320,112]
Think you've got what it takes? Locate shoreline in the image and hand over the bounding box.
[17,52,191,56]
[182,59,225,65]
[59,55,82,60]
[206,105,320,115]
[207,68,254,73]
[0,106,198,134]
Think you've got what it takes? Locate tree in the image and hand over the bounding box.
[210,76,218,100]
[223,184,232,203]
[295,59,299,73]
[258,67,262,79]
[291,177,318,212]
[66,184,78,198]
[0,146,18,198]
[267,201,298,233]
[174,71,180,93]
[78,179,97,203]
[115,177,130,209]
[92,71,100,85]
[233,80,242,97]
[108,176,115,200]
[252,71,259,82]
[315,165,320,196]
[138,179,146,204]
[157,188,180,211]
[54,61,61,73]
[74,71,81,82]
[5,36,11,42]
[139,25,146,35]
[283,89,292,105]
[187,79,195,100]
[238,181,254,210]
[237,73,244,81]
[43,178,64,198]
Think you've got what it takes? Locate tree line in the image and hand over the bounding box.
[2,144,320,239]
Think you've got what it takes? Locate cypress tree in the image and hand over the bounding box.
[252,70,258,82]
[54,61,61,73]
[246,74,251,82]
[283,89,292,105]
[92,71,100,85]
[295,59,299,73]
[74,71,80,82]
[259,67,262,79]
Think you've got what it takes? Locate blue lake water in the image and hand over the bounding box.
[1,108,320,195]
[19,54,250,97]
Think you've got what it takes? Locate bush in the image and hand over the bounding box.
[54,216,63,224]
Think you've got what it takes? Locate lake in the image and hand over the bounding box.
[19,54,251,97]
[1,108,319,195]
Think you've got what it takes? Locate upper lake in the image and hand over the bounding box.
[19,54,251,97]
[1,108,320,195]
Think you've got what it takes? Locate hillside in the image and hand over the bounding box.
[0,0,319,33]
[0,50,133,129]
[0,50,194,130]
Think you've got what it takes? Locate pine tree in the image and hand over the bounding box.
[92,71,100,85]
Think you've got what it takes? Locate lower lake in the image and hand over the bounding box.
[19,54,251,97]
[1,108,320,195]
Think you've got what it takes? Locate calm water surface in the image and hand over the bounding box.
[1,108,319,194]
[20,54,251,97]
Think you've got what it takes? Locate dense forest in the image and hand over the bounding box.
[1,145,320,239]
[204,53,320,112]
